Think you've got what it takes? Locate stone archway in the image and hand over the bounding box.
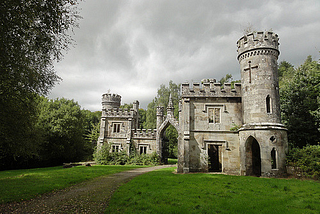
[157,117,179,163]
[157,119,179,163]
[245,136,261,177]
[156,95,179,163]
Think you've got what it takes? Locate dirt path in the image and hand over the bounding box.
[0,165,175,214]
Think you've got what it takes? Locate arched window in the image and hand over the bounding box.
[266,95,271,113]
[271,148,277,169]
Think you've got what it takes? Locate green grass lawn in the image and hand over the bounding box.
[0,165,144,204]
[106,167,320,214]
[167,158,178,164]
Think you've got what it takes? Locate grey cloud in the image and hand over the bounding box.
[49,0,320,111]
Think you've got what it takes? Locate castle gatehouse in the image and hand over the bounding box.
[97,31,288,177]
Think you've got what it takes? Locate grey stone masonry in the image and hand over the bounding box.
[98,31,288,178]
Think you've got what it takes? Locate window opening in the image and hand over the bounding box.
[140,145,147,155]
[271,148,277,169]
[208,108,221,123]
[113,123,121,133]
[112,145,120,153]
[266,95,271,113]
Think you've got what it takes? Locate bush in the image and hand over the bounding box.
[94,143,160,166]
[127,152,160,166]
[287,145,320,180]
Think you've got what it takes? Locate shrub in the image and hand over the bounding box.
[287,145,320,180]
[94,143,160,166]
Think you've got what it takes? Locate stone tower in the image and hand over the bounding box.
[237,31,288,177]
[102,93,121,110]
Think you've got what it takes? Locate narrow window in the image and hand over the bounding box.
[112,145,119,153]
[140,146,147,154]
[266,95,271,113]
[208,108,221,124]
[271,148,277,169]
[113,123,121,133]
[214,108,220,123]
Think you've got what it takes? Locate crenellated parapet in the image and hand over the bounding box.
[102,108,137,118]
[102,93,121,110]
[132,129,157,139]
[181,80,241,98]
[237,31,279,62]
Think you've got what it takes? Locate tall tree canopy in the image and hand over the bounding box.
[144,80,180,129]
[36,97,94,166]
[0,0,81,169]
[279,56,320,148]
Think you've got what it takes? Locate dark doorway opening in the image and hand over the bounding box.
[208,144,222,172]
[245,137,261,177]
[161,124,178,164]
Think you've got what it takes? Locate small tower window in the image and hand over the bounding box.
[208,108,221,124]
[266,95,271,113]
[271,148,277,169]
[113,123,121,133]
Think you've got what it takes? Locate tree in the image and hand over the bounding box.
[278,61,295,88]
[36,97,90,165]
[138,109,146,129]
[144,80,180,129]
[219,74,240,89]
[0,1,81,169]
[280,56,320,148]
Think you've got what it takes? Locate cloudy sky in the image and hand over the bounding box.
[49,0,320,111]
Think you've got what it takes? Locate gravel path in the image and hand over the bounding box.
[0,165,175,214]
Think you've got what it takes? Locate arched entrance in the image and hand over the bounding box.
[158,122,178,163]
[156,95,179,164]
[245,136,261,176]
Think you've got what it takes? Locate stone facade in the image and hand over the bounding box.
[97,94,157,155]
[98,31,288,177]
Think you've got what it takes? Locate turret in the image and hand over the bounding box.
[133,100,139,111]
[237,31,281,124]
[102,93,121,110]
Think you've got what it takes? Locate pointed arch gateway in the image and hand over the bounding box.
[156,95,179,163]
[245,136,261,177]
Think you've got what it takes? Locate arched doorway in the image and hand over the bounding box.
[245,136,261,176]
[159,123,178,164]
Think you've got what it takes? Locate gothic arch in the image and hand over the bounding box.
[156,116,179,162]
[245,136,261,177]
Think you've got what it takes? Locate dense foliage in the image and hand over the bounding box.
[279,56,320,148]
[94,143,160,166]
[287,145,320,180]
[36,97,98,166]
[143,80,180,129]
[0,96,99,170]
[0,1,81,169]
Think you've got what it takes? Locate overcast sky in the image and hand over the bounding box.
[49,0,320,111]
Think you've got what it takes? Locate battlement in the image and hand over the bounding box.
[132,129,157,139]
[237,31,279,61]
[102,108,137,118]
[102,93,121,109]
[181,80,241,98]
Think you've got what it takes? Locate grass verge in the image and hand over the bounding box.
[167,158,178,164]
[0,165,144,204]
[107,167,320,214]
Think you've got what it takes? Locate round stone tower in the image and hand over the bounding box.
[237,31,288,177]
[102,93,121,110]
[237,31,280,124]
